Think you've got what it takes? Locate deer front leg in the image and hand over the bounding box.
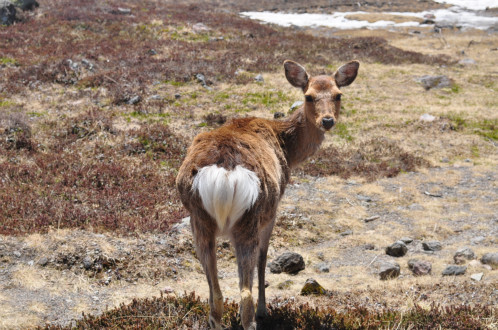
[191,216,223,330]
[256,218,275,321]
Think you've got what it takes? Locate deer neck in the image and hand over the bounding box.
[277,107,325,169]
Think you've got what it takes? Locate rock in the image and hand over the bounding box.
[268,252,305,274]
[172,216,190,231]
[458,58,476,66]
[289,101,303,112]
[421,19,435,25]
[174,93,181,99]
[192,22,210,33]
[1,0,17,26]
[148,49,157,56]
[254,74,264,82]
[400,237,413,244]
[356,194,372,202]
[407,259,432,276]
[315,262,329,273]
[273,112,285,119]
[195,73,212,90]
[470,273,483,282]
[363,244,375,250]
[424,13,436,19]
[277,280,293,290]
[13,250,21,258]
[126,95,141,105]
[38,257,48,267]
[422,241,442,252]
[340,230,353,237]
[416,75,454,90]
[83,256,94,270]
[148,94,161,101]
[114,7,131,15]
[300,278,327,296]
[13,0,39,11]
[379,262,400,280]
[442,265,466,276]
[364,215,380,222]
[481,253,498,269]
[419,113,436,122]
[81,58,94,70]
[453,247,475,264]
[386,241,408,257]
[163,286,174,294]
[471,236,485,245]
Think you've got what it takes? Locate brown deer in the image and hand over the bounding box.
[176,60,359,329]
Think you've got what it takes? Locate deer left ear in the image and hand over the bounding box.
[334,61,359,87]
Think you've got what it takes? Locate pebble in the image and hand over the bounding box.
[453,247,475,264]
[386,241,408,257]
[442,265,467,276]
[290,100,303,112]
[254,74,264,82]
[268,252,305,274]
[422,241,442,252]
[470,273,483,282]
[364,215,380,222]
[315,262,330,273]
[399,237,413,244]
[481,252,498,269]
[379,262,400,280]
[274,112,285,119]
[407,259,432,276]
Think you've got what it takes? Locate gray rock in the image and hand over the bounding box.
[471,236,485,245]
[174,93,181,99]
[364,215,380,222]
[1,0,17,26]
[38,257,48,267]
[340,230,353,237]
[290,100,303,112]
[13,0,38,11]
[273,112,285,119]
[458,58,476,66]
[386,241,408,257]
[254,74,264,82]
[315,262,329,273]
[416,75,454,90]
[363,244,375,250]
[268,252,305,274]
[83,256,94,270]
[442,265,467,276]
[453,247,475,264]
[300,278,327,295]
[470,273,483,282]
[408,259,432,276]
[400,237,413,244]
[126,95,141,105]
[481,252,498,269]
[356,194,373,202]
[13,250,21,258]
[422,241,442,251]
[379,262,400,280]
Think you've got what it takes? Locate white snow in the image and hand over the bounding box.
[433,0,497,11]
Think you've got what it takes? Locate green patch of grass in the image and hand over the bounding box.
[0,57,18,66]
[242,91,289,108]
[446,113,497,141]
[333,122,353,141]
[0,99,16,107]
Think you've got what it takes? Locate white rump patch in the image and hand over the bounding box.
[192,165,260,232]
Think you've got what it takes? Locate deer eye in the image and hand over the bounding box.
[335,94,342,101]
[305,95,313,102]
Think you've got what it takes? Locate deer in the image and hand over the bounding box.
[176,59,359,329]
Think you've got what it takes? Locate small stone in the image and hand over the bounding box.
[148,49,157,56]
[13,251,21,258]
[340,230,353,237]
[363,244,375,250]
[83,256,93,270]
[289,101,303,112]
[174,93,181,99]
[38,257,49,267]
[277,280,293,290]
[470,273,483,282]
[356,194,372,202]
[163,286,174,294]
[386,241,408,257]
[264,280,270,288]
[126,95,141,105]
[192,22,210,33]
[400,237,413,244]
[148,94,161,100]
[416,75,454,90]
[471,236,485,245]
[453,247,475,264]
[442,265,467,276]
[268,252,305,274]
[408,259,432,276]
[422,241,442,252]
[300,278,327,296]
[254,74,264,82]
[364,215,380,222]
[481,252,498,269]
[115,7,131,15]
[315,262,329,273]
[419,113,436,122]
[379,262,400,280]
[458,58,476,66]
[274,112,285,119]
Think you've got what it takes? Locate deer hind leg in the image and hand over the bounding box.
[191,215,223,330]
[231,228,258,330]
[256,218,275,321]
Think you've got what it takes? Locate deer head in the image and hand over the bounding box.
[284,60,359,131]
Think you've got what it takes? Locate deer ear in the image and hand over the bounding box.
[284,60,309,90]
[334,61,359,87]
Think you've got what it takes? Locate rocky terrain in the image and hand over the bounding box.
[0,0,497,328]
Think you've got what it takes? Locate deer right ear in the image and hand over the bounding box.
[284,60,309,90]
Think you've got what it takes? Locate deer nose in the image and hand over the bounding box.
[322,117,335,130]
